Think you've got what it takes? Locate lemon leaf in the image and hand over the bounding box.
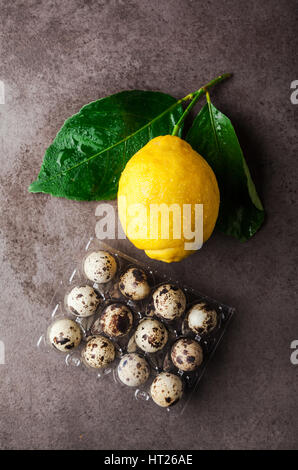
[186,101,265,241]
[29,91,183,200]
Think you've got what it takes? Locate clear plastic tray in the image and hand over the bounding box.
[37,237,235,416]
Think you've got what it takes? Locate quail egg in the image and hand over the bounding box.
[187,302,218,336]
[150,372,183,407]
[171,338,203,372]
[135,318,168,353]
[48,318,82,352]
[67,285,101,317]
[100,303,133,337]
[84,251,117,284]
[82,335,115,368]
[119,267,150,300]
[117,353,150,387]
[153,284,186,320]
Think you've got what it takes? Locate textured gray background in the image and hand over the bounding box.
[0,0,297,450]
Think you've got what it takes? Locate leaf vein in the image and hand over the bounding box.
[33,100,181,186]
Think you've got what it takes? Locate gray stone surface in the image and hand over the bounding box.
[0,0,297,450]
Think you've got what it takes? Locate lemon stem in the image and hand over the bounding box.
[172,73,232,136]
[205,90,211,103]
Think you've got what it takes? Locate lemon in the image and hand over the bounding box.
[117,135,220,263]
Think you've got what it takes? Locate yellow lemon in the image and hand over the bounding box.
[117,135,220,263]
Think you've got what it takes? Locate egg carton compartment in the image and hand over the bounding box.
[37,237,235,416]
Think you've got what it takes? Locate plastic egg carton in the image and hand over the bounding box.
[37,237,235,415]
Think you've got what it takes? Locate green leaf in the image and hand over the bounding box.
[29,91,183,200]
[186,101,265,241]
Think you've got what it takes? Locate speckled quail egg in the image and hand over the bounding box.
[150,372,183,407]
[84,251,117,284]
[48,318,82,352]
[119,267,150,301]
[171,338,203,372]
[187,302,218,336]
[100,303,133,337]
[153,284,186,320]
[67,285,101,317]
[117,353,150,387]
[82,335,115,368]
[135,318,168,353]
